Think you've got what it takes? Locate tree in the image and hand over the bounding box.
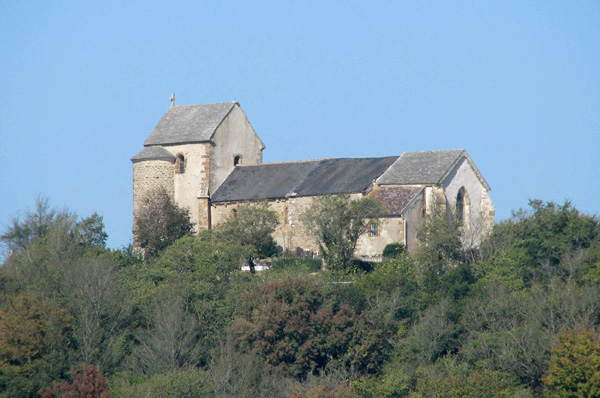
[382,242,405,260]
[132,294,203,375]
[412,359,532,398]
[40,363,114,398]
[216,202,279,272]
[63,256,131,370]
[0,293,74,398]
[417,211,463,267]
[1,197,107,258]
[231,276,387,379]
[133,188,194,258]
[302,195,385,271]
[544,329,600,398]
[479,200,600,287]
[111,367,213,398]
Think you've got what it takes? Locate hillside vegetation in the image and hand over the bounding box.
[1,198,599,398]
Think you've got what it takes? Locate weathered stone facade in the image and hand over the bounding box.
[132,101,495,258]
[131,102,264,234]
[132,159,174,219]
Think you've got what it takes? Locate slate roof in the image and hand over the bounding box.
[143,102,237,146]
[373,186,424,215]
[131,146,176,162]
[377,150,466,185]
[211,157,399,203]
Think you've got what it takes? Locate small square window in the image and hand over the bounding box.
[370,222,378,237]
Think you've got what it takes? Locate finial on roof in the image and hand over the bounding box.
[170,93,176,107]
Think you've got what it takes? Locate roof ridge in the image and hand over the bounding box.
[255,158,331,166]
[173,101,238,108]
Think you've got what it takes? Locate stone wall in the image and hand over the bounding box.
[159,142,211,230]
[210,104,264,194]
[442,157,495,244]
[132,159,174,223]
[356,217,405,259]
[211,196,321,255]
[211,193,409,258]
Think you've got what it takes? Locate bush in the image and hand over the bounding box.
[272,258,322,273]
[382,243,405,260]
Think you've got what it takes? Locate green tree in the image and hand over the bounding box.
[382,242,405,261]
[0,293,74,398]
[216,202,279,272]
[412,359,532,398]
[544,329,600,398]
[133,188,194,258]
[479,200,600,287]
[1,197,107,258]
[302,195,385,271]
[121,233,250,371]
[111,367,213,398]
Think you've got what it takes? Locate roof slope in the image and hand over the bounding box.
[211,157,399,202]
[373,186,424,215]
[143,102,237,146]
[377,150,466,185]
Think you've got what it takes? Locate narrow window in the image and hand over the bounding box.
[176,154,186,173]
[456,187,465,224]
[370,222,379,237]
[234,155,242,166]
[232,209,237,218]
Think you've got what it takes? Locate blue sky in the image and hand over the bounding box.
[1,2,598,249]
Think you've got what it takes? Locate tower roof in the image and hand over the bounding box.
[143,102,238,146]
[131,145,176,163]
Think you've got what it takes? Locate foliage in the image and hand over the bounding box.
[63,256,131,371]
[215,202,279,270]
[1,197,107,257]
[302,194,386,271]
[412,359,533,398]
[352,257,421,336]
[2,196,600,397]
[544,329,600,398]
[287,383,354,398]
[120,233,252,373]
[417,211,463,267]
[208,336,291,398]
[353,364,411,398]
[272,258,323,273]
[111,367,213,398]
[231,276,387,379]
[40,363,114,398]
[0,293,74,398]
[133,188,194,258]
[382,242,405,260]
[479,200,600,287]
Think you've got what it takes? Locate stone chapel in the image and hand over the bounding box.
[132,101,495,258]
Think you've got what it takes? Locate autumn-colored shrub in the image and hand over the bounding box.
[231,276,387,379]
[40,363,113,398]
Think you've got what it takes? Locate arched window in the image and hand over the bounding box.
[176,154,186,174]
[456,187,467,225]
[234,155,242,166]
